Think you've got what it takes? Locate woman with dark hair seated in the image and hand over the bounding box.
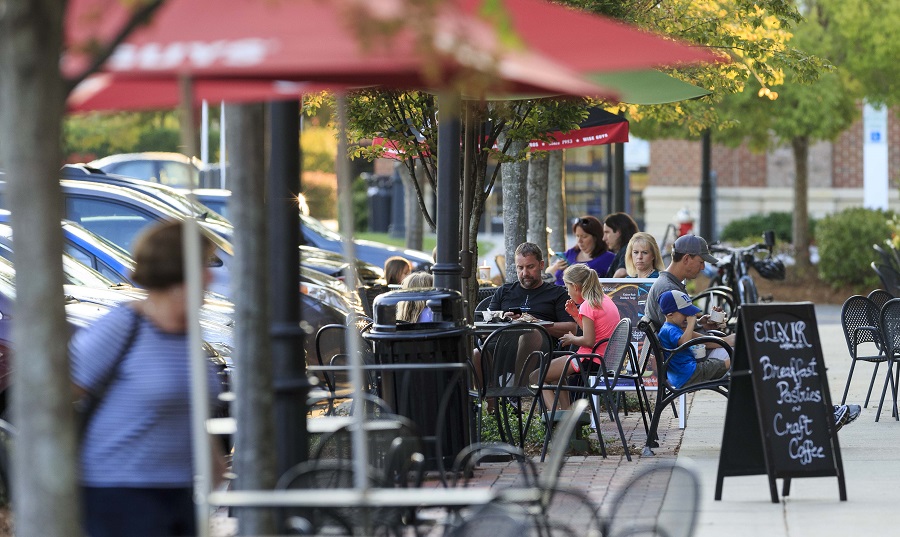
[545,215,614,286]
[603,212,640,278]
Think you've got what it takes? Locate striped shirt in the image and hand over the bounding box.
[70,305,221,487]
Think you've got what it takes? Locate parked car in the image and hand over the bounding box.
[87,152,207,189]
[191,188,434,272]
[60,165,385,284]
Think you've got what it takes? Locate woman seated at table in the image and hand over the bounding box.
[396,271,434,322]
[624,232,665,279]
[603,212,640,278]
[384,256,412,287]
[545,216,614,286]
[531,264,620,410]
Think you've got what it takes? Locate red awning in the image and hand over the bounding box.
[64,0,617,112]
[458,0,724,73]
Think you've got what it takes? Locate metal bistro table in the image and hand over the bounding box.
[473,319,553,338]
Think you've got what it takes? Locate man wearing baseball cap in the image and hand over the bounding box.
[644,234,721,330]
[657,290,730,388]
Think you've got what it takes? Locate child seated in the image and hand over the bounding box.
[657,290,730,388]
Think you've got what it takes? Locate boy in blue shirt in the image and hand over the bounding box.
[657,289,730,388]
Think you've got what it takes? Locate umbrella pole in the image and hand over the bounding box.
[433,92,463,292]
[179,74,213,537]
[336,95,369,492]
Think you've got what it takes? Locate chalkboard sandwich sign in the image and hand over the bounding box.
[715,302,847,503]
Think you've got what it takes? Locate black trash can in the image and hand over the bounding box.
[363,289,472,471]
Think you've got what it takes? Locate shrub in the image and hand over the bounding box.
[301,171,337,220]
[816,207,893,289]
[720,212,814,245]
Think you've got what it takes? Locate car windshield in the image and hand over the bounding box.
[300,213,343,242]
[157,189,232,227]
[62,253,115,287]
[62,220,136,269]
[0,257,18,299]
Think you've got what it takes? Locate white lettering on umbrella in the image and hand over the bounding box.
[110,39,275,71]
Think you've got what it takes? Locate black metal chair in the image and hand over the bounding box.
[868,288,895,311]
[637,318,731,453]
[876,298,900,421]
[450,442,539,488]
[601,461,701,537]
[476,323,554,449]
[538,398,590,491]
[275,458,396,536]
[358,283,390,318]
[872,262,900,297]
[477,286,498,305]
[475,296,492,312]
[541,318,634,462]
[839,295,887,407]
[312,322,378,413]
[311,413,423,476]
[874,244,900,272]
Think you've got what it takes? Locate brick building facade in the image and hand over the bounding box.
[643,107,900,239]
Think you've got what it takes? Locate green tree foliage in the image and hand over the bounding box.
[719,212,811,244]
[579,0,828,138]
[711,8,858,269]
[816,207,892,289]
[818,0,900,107]
[63,110,222,161]
[301,125,338,173]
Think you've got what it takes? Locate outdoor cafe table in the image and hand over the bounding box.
[207,363,470,438]
[473,320,554,338]
[207,487,500,509]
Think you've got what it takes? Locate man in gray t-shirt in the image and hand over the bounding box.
[644,234,720,329]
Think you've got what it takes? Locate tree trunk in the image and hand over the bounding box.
[400,161,424,252]
[526,155,549,255]
[0,1,80,535]
[226,104,277,535]
[547,151,566,256]
[791,136,811,270]
[501,138,529,281]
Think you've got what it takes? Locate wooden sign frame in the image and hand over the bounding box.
[715,302,846,503]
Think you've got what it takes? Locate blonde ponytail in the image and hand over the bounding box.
[562,264,604,308]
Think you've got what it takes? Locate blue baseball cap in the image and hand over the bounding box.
[658,290,702,316]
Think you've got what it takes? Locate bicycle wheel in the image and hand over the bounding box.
[738,275,758,305]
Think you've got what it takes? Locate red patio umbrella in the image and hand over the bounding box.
[64,0,617,110]
[372,106,629,157]
[458,0,723,73]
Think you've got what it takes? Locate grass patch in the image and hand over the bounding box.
[355,232,494,259]
[478,399,641,458]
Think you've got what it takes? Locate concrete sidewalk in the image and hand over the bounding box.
[462,303,900,536]
[681,303,900,537]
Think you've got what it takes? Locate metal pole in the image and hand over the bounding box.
[605,145,613,216]
[201,101,209,166]
[700,129,714,241]
[220,102,227,189]
[178,74,211,537]
[432,93,463,292]
[335,96,369,491]
[613,142,626,212]
[268,100,309,477]
[185,215,211,537]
